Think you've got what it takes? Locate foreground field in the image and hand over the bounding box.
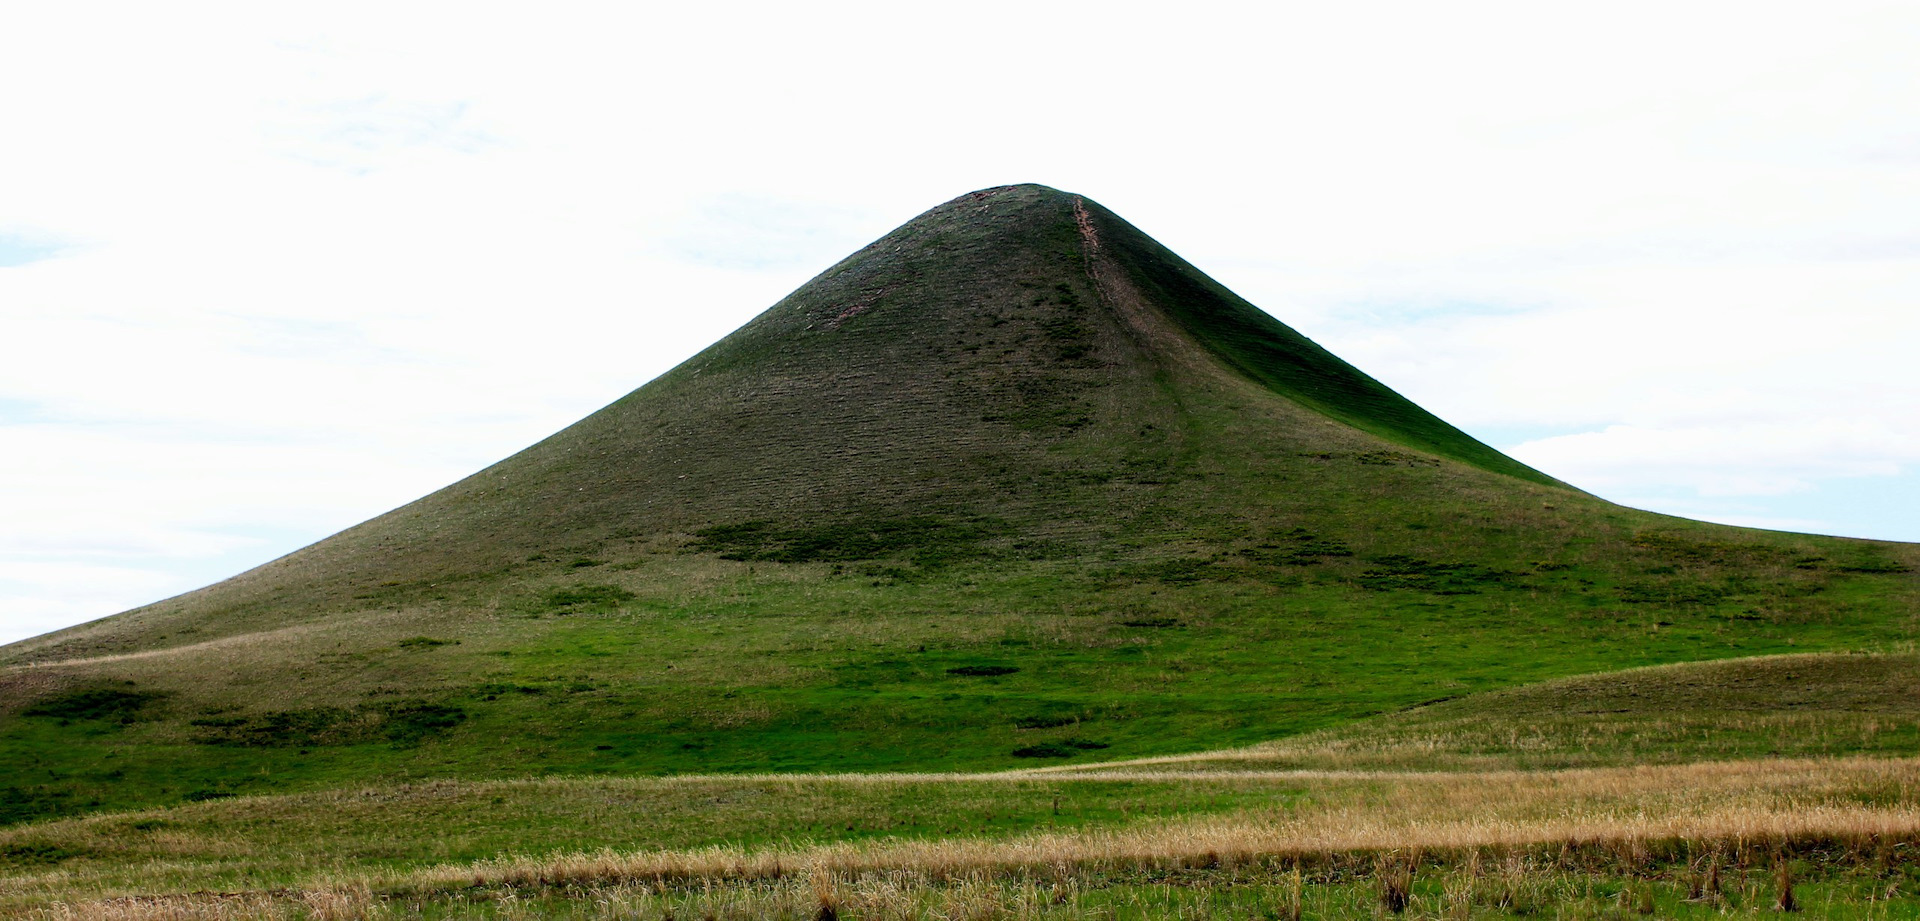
[7,653,1920,917]
[7,756,1920,919]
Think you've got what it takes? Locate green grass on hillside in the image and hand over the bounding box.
[0,522,1913,826]
[1057,651,1920,775]
[1265,651,1920,769]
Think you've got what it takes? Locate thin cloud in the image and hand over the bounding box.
[0,232,67,268]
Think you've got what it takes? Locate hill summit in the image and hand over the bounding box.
[10,184,1555,661]
[2,184,1911,825]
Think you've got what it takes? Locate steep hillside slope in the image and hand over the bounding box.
[0,184,1913,826]
[5,185,1558,663]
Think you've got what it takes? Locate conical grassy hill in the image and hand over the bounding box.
[6,184,1556,661]
[0,184,1913,825]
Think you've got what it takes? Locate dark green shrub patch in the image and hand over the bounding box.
[691,516,1001,568]
[1835,557,1910,574]
[1119,557,1236,585]
[1620,581,1731,606]
[23,687,161,722]
[1356,556,1517,594]
[544,584,636,614]
[947,665,1019,677]
[1630,533,1799,567]
[0,787,72,826]
[0,843,91,867]
[189,700,466,747]
[471,682,547,697]
[1355,450,1441,468]
[1010,738,1109,758]
[1242,528,1354,566]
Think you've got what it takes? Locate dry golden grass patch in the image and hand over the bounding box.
[12,756,1920,919]
[359,757,1919,893]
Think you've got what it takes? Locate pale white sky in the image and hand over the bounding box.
[3,2,1917,644]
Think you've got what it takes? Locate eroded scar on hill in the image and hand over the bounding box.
[1073,197,1100,253]
[1073,198,1189,370]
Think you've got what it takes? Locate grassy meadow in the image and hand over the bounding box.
[8,754,1920,918]
[8,655,1920,916]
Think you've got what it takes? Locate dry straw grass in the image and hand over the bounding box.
[33,895,297,921]
[16,756,1920,919]
[382,756,1918,891]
